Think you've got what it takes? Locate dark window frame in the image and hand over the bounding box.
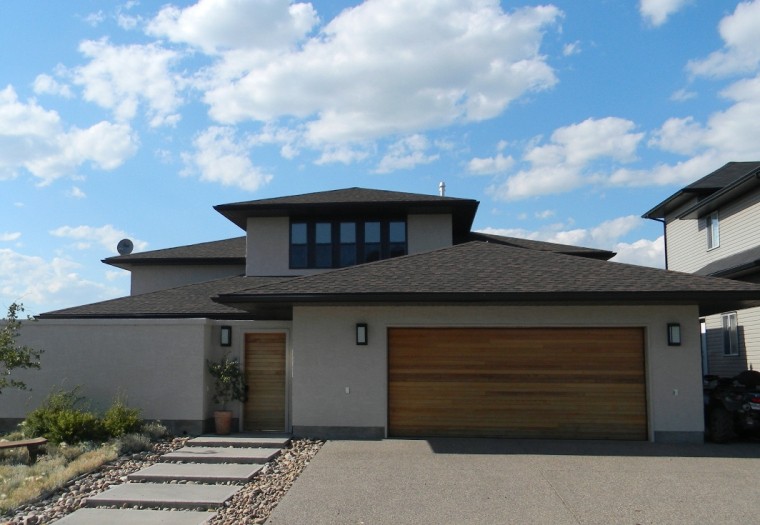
[289,217,407,269]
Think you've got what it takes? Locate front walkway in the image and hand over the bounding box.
[266,438,760,524]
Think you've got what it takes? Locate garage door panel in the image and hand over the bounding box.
[388,327,647,440]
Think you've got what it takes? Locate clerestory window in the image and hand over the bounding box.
[290,218,406,269]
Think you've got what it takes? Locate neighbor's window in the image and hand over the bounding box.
[707,211,720,250]
[722,312,739,356]
[289,218,407,269]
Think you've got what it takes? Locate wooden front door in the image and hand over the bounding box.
[244,332,286,432]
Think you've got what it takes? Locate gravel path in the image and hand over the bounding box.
[2,437,323,525]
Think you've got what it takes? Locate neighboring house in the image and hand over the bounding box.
[5,187,760,444]
[644,162,760,377]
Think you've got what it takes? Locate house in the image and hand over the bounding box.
[5,187,760,443]
[644,162,760,377]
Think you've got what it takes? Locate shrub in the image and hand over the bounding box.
[102,398,142,438]
[22,388,105,444]
[142,421,169,441]
[113,433,151,455]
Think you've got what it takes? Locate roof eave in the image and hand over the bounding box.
[677,168,760,220]
[215,290,760,317]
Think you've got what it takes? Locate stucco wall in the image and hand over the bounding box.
[291,304,704,442]
[245,214,455,276]
[130,265,245,295]
[407,214,452,254]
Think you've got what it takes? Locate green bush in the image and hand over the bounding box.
[102,398,142,438]
[23,388,105,444]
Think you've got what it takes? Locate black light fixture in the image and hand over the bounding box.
[667,323,681,346]
[356,323,368,345]
[220,325,232,347]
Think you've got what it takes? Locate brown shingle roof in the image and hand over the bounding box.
[469,232,615,260]
[217,241,760,317]
[214,187,480,237]
[103,237,245,268]
[38,275,287,319]
[644,161,760,219]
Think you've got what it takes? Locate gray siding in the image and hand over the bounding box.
[705,307,760,377]
[668,190,760,273]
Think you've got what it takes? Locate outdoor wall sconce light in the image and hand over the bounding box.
[356,323,368,345]
[667,323,681,346]
[220,325,232,347]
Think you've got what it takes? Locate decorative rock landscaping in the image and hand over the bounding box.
[1,436,323,525]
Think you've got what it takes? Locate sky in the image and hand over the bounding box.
[1,0,759,316]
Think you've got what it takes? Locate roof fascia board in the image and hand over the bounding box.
[676,168,760,220]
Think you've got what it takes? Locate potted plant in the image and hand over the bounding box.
[206,355,247,435]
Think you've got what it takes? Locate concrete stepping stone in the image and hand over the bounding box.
[85,483,238,510]
[128,462,263,482]
[187,435,290,449]
[161,446,280,464]
[52,508,215,524]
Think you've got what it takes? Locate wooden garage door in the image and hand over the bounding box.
[244,333,286,432]
[388,327,647,440]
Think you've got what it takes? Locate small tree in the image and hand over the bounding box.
[1,302,43,394]
[206,355,246,410]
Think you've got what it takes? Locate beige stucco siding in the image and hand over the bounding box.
[407,214,452,254]
[2,318,291,435]
[246,214,455,276]
[3,319,210,434]
[291,304,704,442]
[130,265,245,295]
[668,190,760,273]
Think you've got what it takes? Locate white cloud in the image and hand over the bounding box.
[0,248,125,316]
[201,1,561,148]
[147,0,319,55]
[563,41,581,56]
[0,85,138,184]
[670,88,696,102]
[688,0,760,77]
[67,186,86,199]
[181,126,273,191]
[33,74,73,98]
[478,216,663,268]
[73,39,183,127]
[648,116,705,155]
[535,210,555,220]
[375,135,439,173]
[490,117,644,200]
[639,0,692,27]
[49,225,148,254]
[314,144,371,165]
[467,153,514,175]
[83,11,106,27]
[612,236,665,268]
[0,232,21,242]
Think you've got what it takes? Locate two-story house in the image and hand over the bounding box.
[5,186,760,443]
[644,162,760,377]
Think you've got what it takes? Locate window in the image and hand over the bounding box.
[290,222,308,268]
[289,218,407,269]
[707,211,720,250]
[722,312,739,356]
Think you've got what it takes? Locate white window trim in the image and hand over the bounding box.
[707,211,720,250]
[722,311,739,357]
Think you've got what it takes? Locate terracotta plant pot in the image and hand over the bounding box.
[214,410,233,435]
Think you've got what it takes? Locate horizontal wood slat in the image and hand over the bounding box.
[244,333,286,432]
[388,327,647,440]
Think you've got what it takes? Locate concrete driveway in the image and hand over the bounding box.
[266,438,760,524]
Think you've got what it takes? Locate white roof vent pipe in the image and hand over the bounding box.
[439,181,446,197]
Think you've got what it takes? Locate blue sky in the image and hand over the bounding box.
[1,0,758,316]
